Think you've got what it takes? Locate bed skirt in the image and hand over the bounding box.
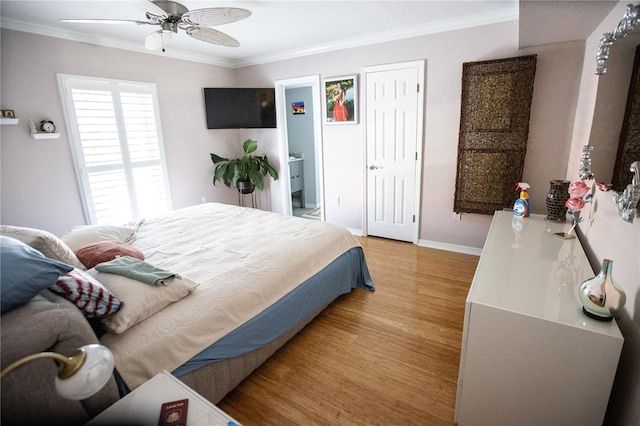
[175,246,373,403]
[178,302,328,404]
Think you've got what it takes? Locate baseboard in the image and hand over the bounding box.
[352,231,481,256]
[418,239,482,256]
[348,228,364,236]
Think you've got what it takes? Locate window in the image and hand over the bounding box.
[58,75,172,225]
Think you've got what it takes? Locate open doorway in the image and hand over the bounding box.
[275,75,324,220]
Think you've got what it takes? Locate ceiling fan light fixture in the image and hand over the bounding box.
[145,0,187,20]
[145,30,173,51]
[62,0,251,50]
[161,21,178,33]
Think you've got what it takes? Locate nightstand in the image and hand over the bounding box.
[86,371,242,425]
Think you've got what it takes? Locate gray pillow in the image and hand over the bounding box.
[0,224,85,269]
[0,236,73,313]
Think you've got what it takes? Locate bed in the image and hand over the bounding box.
[95,202,374,402]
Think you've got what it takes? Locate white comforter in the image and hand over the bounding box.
[100,203,360,389]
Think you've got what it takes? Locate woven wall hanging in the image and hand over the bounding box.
[454,54,537,215]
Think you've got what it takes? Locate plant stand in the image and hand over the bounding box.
[238,190,258,208]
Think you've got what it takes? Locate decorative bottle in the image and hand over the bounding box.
[579,259,626,321]
[546,180,570,221]
[578,145,594,180]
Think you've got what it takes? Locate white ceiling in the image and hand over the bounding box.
[0,1,620,68]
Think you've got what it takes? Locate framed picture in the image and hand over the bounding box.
[323,75,357,125]
[292,101,305,115]
[2,110,15,118]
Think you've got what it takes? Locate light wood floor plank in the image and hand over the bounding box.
[217,236,479,425]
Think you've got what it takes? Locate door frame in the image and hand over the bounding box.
[362,60,425,244]
[275,75,325,219]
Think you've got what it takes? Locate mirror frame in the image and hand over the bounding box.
[595,4,639,75]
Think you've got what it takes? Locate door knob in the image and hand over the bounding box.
[369,165,382,170]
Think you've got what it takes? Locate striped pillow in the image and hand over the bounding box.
[50,268,122,318]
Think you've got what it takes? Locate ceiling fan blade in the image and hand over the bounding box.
[61,18,154,25]
[186,26,241,47]
[131,0,168,19]
[145,30,174,50]
[181,8,251,27]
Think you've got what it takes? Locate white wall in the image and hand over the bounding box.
[235,21,585,249]
[1,21,584,246]
[567,3,640,424]
[1,9,638,422]
[0,29,241,235]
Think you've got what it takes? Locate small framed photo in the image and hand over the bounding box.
[292,101,305,115]
[2,110,15,118]
[323,75,357,125]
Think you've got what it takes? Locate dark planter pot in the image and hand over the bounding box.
[236,180,255,194]
[546,179,570,221]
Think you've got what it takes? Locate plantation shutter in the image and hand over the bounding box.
[58,75,172,225]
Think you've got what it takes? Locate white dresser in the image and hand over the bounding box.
[455,211,623,426]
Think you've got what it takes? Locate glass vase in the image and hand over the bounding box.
[579,259,626,321]
[546,180,570,221]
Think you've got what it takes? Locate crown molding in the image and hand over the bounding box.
[2,6,517,69]
[0,17,236,68]
[233,8,518,68]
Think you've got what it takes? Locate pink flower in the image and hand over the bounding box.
[568,181,589,198]
[596,182,610,192]
[566,197,585,212]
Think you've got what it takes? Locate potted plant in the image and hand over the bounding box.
[210,139,279,194]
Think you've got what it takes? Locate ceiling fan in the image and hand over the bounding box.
[61,0,251,51]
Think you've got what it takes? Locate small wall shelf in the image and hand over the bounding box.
[30,132,60,140]
[0,118,19,125]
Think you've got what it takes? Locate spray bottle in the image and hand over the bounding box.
[513,182,531,218]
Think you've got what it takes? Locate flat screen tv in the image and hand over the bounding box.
[204,87,277,129]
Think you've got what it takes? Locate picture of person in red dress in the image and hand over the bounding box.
[332,82,349,122]
[325,78,355,123]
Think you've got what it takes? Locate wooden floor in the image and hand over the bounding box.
[217,236,479,425]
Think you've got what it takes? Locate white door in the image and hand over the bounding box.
[364,61,423,242]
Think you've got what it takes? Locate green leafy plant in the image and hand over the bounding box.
[210,139,279,193]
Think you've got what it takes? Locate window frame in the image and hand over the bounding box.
[57,73,173,225]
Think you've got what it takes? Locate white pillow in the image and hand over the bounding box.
[0,225,85,269]
[87,269,198,334]
[61,225,136,252]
